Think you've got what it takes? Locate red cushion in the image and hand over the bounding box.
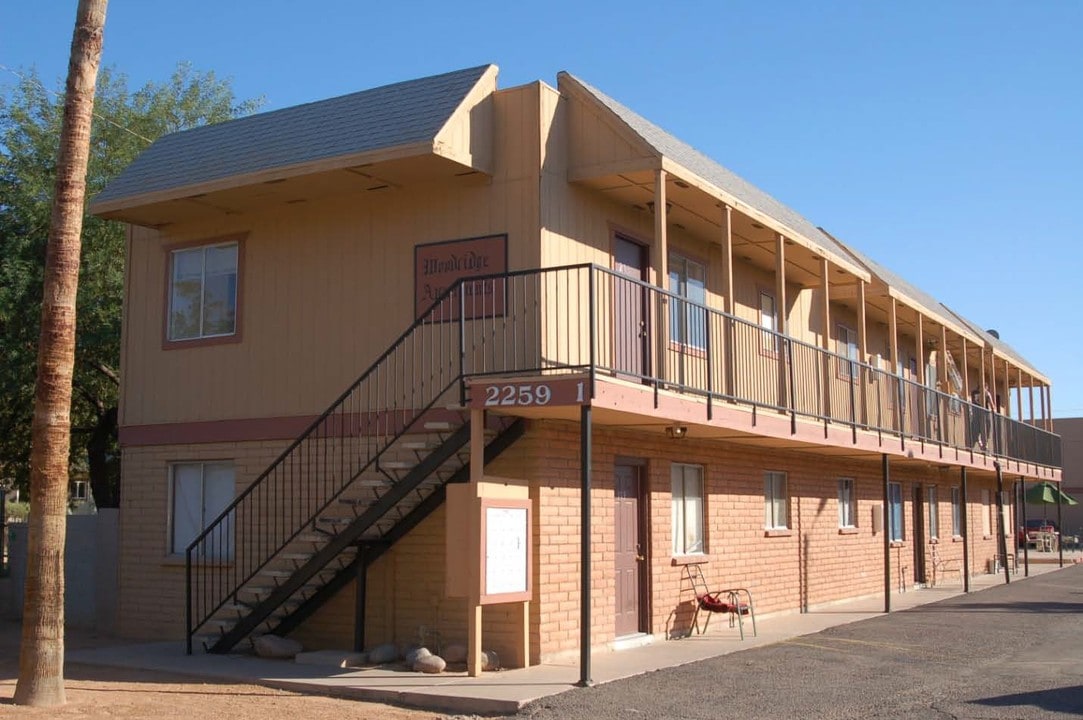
[698,593,732,613]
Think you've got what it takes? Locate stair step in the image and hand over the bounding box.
[218,602,250,613]
[400,440,439,450]
[357,478,392,487]
[296,532,329,543]
[317,516,352,527]
[260,570,293,578]
[279,553,311,562]
[423,421,455,431]
[380,461,413,470]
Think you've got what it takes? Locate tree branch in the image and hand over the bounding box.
[88,359,119,386]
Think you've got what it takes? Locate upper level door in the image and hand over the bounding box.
[613,236,649,379]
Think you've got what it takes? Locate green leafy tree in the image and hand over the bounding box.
[0,63,261,507]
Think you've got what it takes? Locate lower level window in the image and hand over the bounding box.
[888,482,904,541]
[671,463,704,555]
[171,462,235,559]
[838,478,856,528]
[765,471,788,530]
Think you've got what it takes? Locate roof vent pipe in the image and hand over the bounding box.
[987,329,1000,339]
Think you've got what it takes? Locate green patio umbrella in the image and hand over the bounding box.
[1024,481,1078,506]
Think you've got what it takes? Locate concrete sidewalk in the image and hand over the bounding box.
[67,561,1077,715]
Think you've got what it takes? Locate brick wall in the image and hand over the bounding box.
[118,423,1013,664]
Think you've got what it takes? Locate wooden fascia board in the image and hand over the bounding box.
[89,140,436,216]
[431,65,499,175]
[657,156,871,283]
[883,286,979,344]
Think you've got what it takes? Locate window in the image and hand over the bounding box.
[759,291,778,352]
[671,464,704,555]
[71,480,89,501]
[927,486,939,540]
[980,488,991,536]
[836,324,859,378]
[764,471,788,530]
[171,462,235,558]
[838,478,856,528]
[668,252,707,349]
[168,241,240,341]
[951,486,962,537]
[888,481,904,541]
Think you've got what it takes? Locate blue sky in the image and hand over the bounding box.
[3,1,1081,417]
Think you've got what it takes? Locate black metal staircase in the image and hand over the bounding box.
[185,281,520,654]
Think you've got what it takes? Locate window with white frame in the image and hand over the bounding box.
[927,486,939,540]
[836,324,859,378]
[888,481,904,541]
[980,488,991,536]
[168,241,240,342]
[671,464,704,555]
[838,477,856,528]
[951,486,962,537]
[764,471,788,530]
[759,291,778,352]
[170,462,235,559]
[668,252,707,349]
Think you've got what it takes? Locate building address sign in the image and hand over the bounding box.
[469,375,589,409]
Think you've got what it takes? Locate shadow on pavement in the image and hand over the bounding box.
[971,684,1083,715]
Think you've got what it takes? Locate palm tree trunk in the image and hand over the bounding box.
[14,0,108,707]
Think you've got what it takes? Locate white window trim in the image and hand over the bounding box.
[671,463,705,556]
[667,251,708,350]
[169,461,236,559]
[927,486,939,540]
[167,240,240,342]
[950,486,962,537]
[838,477,856,528]
[888,481,904,542]
[765,471,788,530]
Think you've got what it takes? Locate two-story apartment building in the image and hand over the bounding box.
[92,65,1061,671]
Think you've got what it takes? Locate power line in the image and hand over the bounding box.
[1,63,153,144]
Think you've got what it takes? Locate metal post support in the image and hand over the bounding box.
[961,467,971,593]
[578,403,593,687]
[883,454,891,613]
[1057,482,1065,568]
[354,546,368,651]
[1020,480,1030,576]
[994,461,1010,584]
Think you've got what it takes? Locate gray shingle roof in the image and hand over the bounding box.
[93,65,494,208]
[939,304,1043,378]
[559,72,857,267]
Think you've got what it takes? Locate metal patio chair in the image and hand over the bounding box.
[683,563,756,640]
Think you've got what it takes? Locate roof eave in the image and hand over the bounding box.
[89,140,436,217]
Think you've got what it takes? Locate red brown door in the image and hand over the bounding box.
[613,236,648,379]
[615,462,644,637]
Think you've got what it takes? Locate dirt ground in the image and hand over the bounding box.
[0,621,462,719]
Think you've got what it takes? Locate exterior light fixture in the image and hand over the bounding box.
[665,424,688,440]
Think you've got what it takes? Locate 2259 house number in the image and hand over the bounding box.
[472,377,589,408]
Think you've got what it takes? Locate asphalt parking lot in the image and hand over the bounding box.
[513,565,1083,720]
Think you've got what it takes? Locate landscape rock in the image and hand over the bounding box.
[413,654,447,674]
[481,649,500,671]
[403,646,431,665]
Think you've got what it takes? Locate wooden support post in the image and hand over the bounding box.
[467,409,485,677]
[820,257,832,419]
[721,204,734,398]
[857,279,868,425]
[961,337,970,400]
[775,234,788,411]
[889,297,900,434]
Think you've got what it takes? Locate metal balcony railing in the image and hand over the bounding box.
[455,264,1061,468]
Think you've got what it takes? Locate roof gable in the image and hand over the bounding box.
[558,71,861,273]
[92,65,496,212]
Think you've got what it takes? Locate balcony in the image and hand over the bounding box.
[439,264,1060,475]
